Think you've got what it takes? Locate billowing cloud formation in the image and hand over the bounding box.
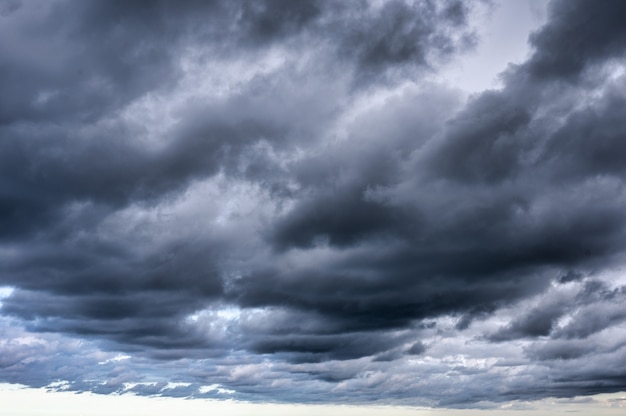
[1,0,626,408]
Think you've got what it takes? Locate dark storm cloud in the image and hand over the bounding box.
[230,242,550,335]
[0,0,476,361]
[526,0,626,80]
[231,0,626,401]
[1,0,186,125]
[249,331,404,362]
[0,0,335,124]
[270,189,401,249]
[0,0,472,240]
[335,0,477,83]
[558,270,585,284]
[2,0,626,408]
[526,339,593,361]
[539,90,626,179]
[0,0,471,125]
[553,282,626,340]
[0,78,307,240]
[486,278,626,343]
[488,302,565,341]
[406,341,426,355]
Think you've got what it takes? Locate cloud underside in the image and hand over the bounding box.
[1,0,626,408]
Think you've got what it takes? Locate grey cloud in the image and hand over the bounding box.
[0,0,475,239]
[488,278,626,343]
[455,305,496,330]
[526,340,594,361]
[0,79,309,240]
[249,331,404,362]
[539,89,626,180]
[126,382,168,396]
[0,0,474,126]
[269,189,401,249]
[488,303,565,341]
[558,270,585,284]
[555,290,626,340]
[406,341,427,355]
[0,0,327,125]
[373,349,403,362]
[534,343,626,399]
[336,0,477,83]
[1,0,626,408]
[526,0,626,80]
[426,90,532,184]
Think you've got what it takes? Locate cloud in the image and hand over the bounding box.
[1,0,626,408]
[526,0,626,80]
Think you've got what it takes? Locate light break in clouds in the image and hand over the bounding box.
[2,0,626,412]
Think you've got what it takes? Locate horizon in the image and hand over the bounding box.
[2,383,626,415]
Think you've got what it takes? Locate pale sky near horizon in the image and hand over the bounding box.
[2,384,626,416]
[2,0,626,414]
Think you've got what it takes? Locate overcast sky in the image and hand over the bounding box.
[2,0,626,414]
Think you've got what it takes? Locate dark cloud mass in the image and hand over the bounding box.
[1,0,626,409]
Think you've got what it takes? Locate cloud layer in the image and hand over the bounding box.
[1,0,626,408]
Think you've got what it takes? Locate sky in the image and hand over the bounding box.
[1,0,626,414]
